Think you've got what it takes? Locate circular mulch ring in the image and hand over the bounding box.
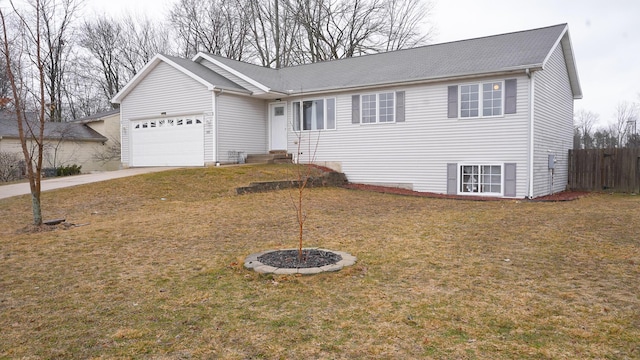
[244,248,356,275]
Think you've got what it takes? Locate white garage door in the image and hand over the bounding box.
[131,115,204,166]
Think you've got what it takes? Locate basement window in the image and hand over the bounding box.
[460,165,502,194]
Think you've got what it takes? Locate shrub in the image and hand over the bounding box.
[56,164,82,177]
[0,152,23,182]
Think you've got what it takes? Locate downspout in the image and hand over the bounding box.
[212,88,224,163]
[527,68,535,199]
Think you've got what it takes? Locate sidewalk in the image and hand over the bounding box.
[0,167,179,200]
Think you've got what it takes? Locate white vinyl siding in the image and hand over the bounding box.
[287,77,530,197]
[217,93,267,162]
[120,61,212,166]
[532,43,574,197]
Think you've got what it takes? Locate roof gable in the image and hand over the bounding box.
[111,54,250,104]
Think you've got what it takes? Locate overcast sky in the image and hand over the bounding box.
[83,0,640,128]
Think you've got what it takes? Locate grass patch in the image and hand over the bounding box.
[1,164,639,359]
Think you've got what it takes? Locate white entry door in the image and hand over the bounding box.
[270,103,287,150]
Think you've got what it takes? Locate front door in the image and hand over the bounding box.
[270,103,287,150]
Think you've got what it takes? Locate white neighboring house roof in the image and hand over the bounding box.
[113,24,582,104]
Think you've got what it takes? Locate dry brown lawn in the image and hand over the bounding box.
[0,164,638,359]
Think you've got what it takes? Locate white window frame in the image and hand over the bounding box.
[458,81,504,119]
[458,163,503,196]
[292,98,337,131]
[360,92,395,124]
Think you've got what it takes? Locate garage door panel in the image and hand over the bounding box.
[131,116,204,167]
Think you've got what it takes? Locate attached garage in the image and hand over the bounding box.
[131,115,204,167]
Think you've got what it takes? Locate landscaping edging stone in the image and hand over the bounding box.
[236,171,348,195]
[244,248,356,274]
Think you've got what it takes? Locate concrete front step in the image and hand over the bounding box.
[246,152,293,164]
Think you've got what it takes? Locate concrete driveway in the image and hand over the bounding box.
[0,167,180,200]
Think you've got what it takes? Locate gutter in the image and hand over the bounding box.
[283,68,542,97]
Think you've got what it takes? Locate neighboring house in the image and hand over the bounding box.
[0,110,109,173]
[70,109,121,171]
[112,24,581,199]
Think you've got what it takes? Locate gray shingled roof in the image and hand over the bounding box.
[163,54,250,93]
[206,24,570,93]
[114,24,580,103]
[71,108,119,123]
[0,111,107,142]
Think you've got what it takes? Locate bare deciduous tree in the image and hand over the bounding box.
[0,151,22,182]
[38,0,80,122]
[119,14,172,78]
[169,0,248,59]
[1,0,49,225]
[169,0,435,66]
[78,15,122,102]
[574,109,599,149]
[380,0,435,51]
[92,136,121,164]
[609,101,637,148]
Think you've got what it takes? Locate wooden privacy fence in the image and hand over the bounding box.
[568,148,640,192]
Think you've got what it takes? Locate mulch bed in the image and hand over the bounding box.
[341,183,590,202]
[306,165,590,201]
[257,249,342,269]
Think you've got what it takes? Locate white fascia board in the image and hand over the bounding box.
[112,54,216,104]
[541,25,583,100]
[560,31,583,99]
[193,53,271,93]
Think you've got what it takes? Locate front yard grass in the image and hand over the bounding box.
[0,164,638,359]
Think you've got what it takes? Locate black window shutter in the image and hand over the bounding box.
[447,85,458,118]
[395,91,405,122]
[447,163,458,194]
[352,95,360,124]
[504,163,517,197]
[505,79,517,114]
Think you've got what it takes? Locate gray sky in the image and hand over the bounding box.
[84,0,640,128]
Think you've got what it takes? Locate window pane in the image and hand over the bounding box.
[379,92,394,122]
[314,99,324,130]
[302,101,313,130]
[482,82,502,116]
[362,94,376,123]
[460,84,479,118]
[293,102,300,131]
[461,165,479,193]
[326,98,336,129]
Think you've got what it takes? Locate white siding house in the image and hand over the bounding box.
[112,24,582,199]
